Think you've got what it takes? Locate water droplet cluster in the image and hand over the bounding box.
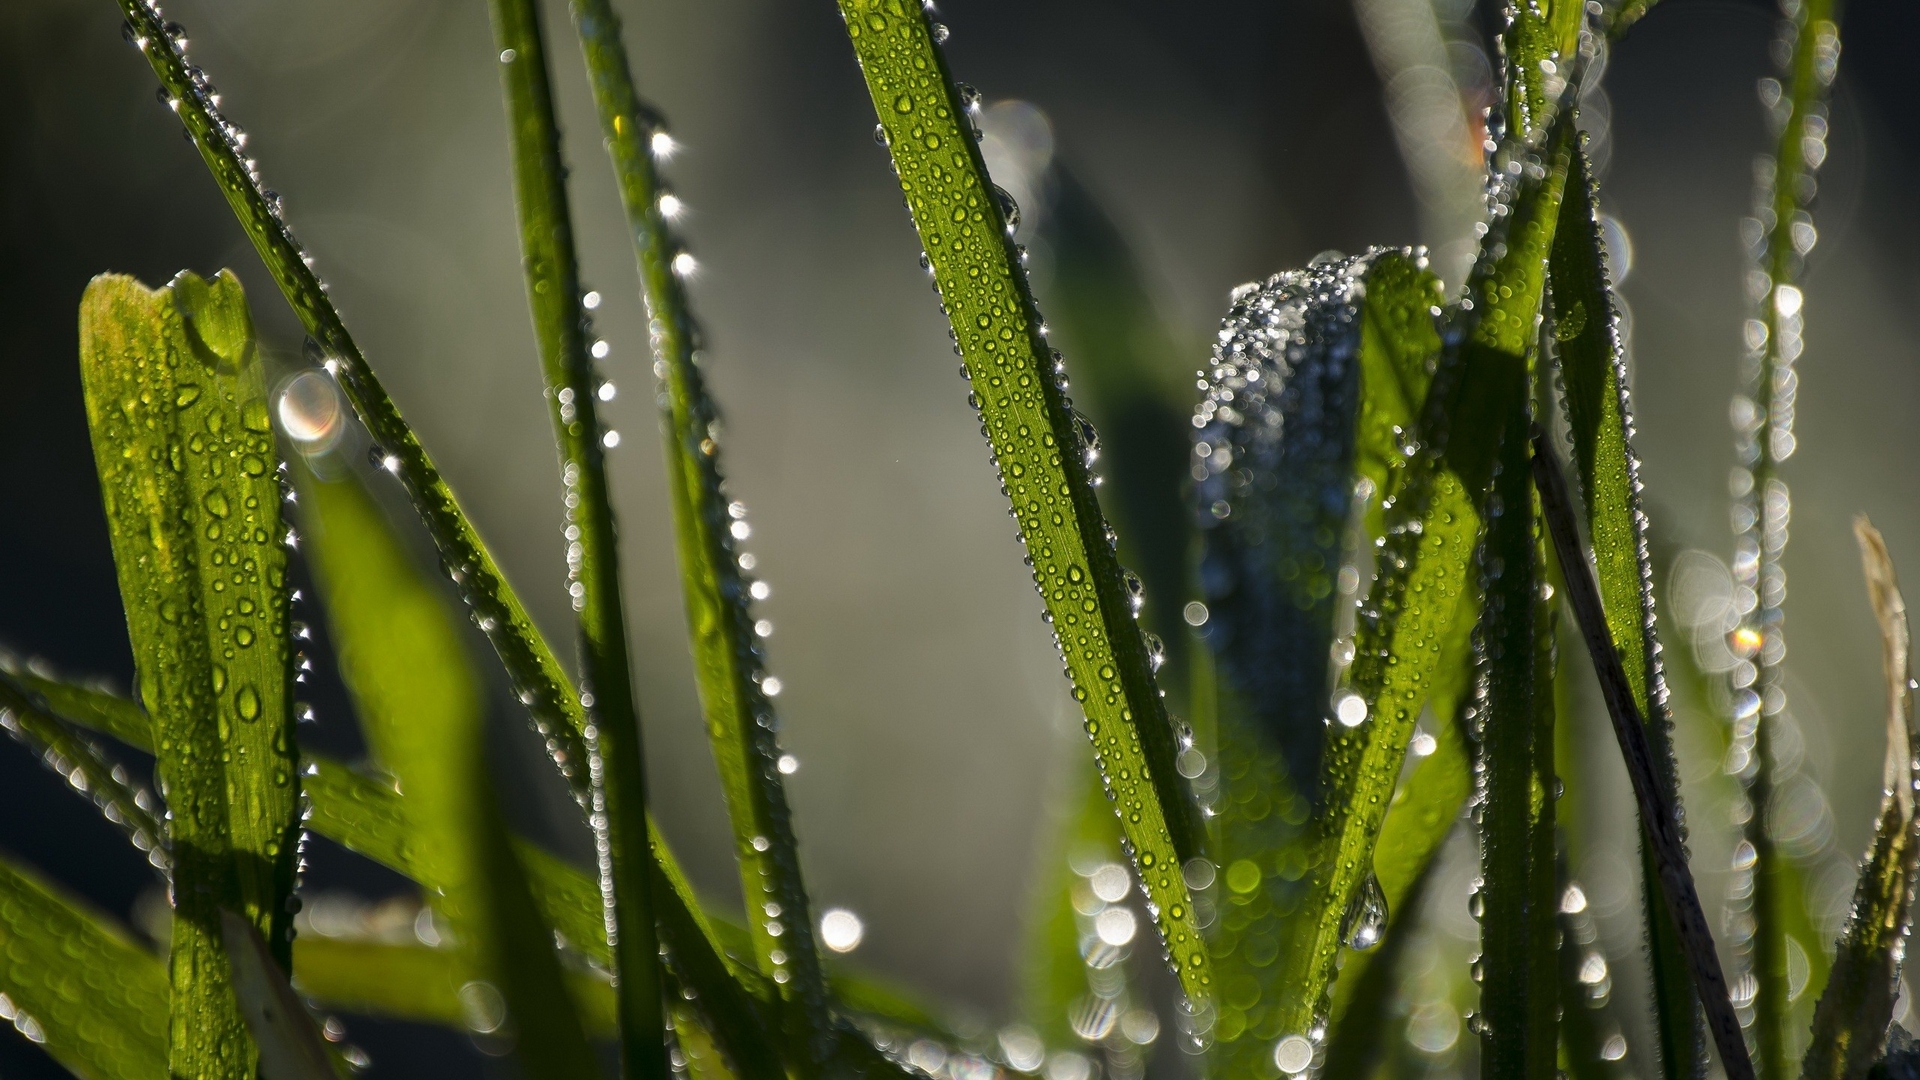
[840,0,1208,1005]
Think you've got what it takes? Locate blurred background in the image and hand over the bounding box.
[4,0,1920,1076]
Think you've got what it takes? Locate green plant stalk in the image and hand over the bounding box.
[78,271,298,1080]
[1727,1,1838,1071]
[1800,519,1920,1080]
[0,674,168,871]
[566,0,830,1051]
[115,0,593,801]
[0,853,168,1080]
[484,1,667,1073]
[301,467,598,1077]
[1550,143,1702,1080]
[1476,416,1559,1080]
[836,0,1209,1004]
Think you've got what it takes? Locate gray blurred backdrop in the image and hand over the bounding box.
[4,0,1920,1076]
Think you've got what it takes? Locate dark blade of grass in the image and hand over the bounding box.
[0,674,168,872]
[299,466,597,1077]
[1557,855,1637,1080]
[79,270,299,1080]
[0,852,168,1080]
[565,0,826,1051]
[1550,142,1702,1080]
[1530,428,1755,1080]
[1799,518,1920,1080]
[1727,0,1840,1070]
[1475,408,1559,1080]
[219,910,344,1080]
[114,0,593,803]
[836,0,1209,1006]
[484,1,666,1072]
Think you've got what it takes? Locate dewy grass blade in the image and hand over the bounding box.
[1531,429,1755,1080]
[78,271,299,1080]
[484,1,666,1072]
[1725,1,1840,1070]
[114,0,593,802]
[566,0,828,1048]
[290,938,621,1039]
[1557,857,1636,1080]
[1474,408,1558,1080]
[19,668,788,1080]
[0,674,169,872]
[1550,143,1702,1080]
[1799,518,1920,1080]
[0,852,168,1080]
[1,661,152,749]
[836,0,1209,1005]
[299,466,598,1078]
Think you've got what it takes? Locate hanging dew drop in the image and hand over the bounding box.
[1339,871,1388,950]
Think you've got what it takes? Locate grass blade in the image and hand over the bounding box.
[484,0,666,1071]
[1558,858,1636,1080]
[114,0,593,803]
[219,910,343,1080]
[1475,400,1559,1080]
[289,938,619,1038]
[1550,142,1703,1080]
[566,0,828,1050]
[0,852,167,1080]
[1531,429,1755,1080]
[836,0,1209,1006]
[299,464,599,1076]
[0,672,168,872]
[1799,518,1920,1080]
[78,270,299,1080]
[1724,0,1840,1070]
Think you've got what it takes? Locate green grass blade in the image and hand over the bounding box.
[0,852,167,1080]
[1721,1,1841,1071]
[0,673,169,871]
[566,0,827,1048]
[484,1,666,1071]
[299,465,598,1077]
[1533,433,1755,1080]
[114,0,593,802]
[836,0,1209,1007]
[290,938,619,1038]
[1550,143,1703,1080]
[1800,519,1920,1080]
[1475,413,1559,1080]
[78,270,299,1080]
[1,661,152,749]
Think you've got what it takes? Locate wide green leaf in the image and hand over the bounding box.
[78,270,299,1080]
[1800,519,1920,1080]
[567,0,827,1054]
[836,0,1209,1007]
[0,852,167,1080]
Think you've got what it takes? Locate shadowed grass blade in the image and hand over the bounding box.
[220,910,344,1080]
[1725,0,1840,1070]
[1550,142,1703,1080]
[1799,518,1920,1080]
[1532,430,1754,1080]
[485,0,666,1072]
[836,0,1209,1006]
[78,270,299,1080]
[1558,856,1637,1080]
[299,465,597,1077]
[566,0,826,1054]
[0,853,167,1080]
[1475,409,1558,1080]
[0,673,168,872]
[114,0,592,803]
